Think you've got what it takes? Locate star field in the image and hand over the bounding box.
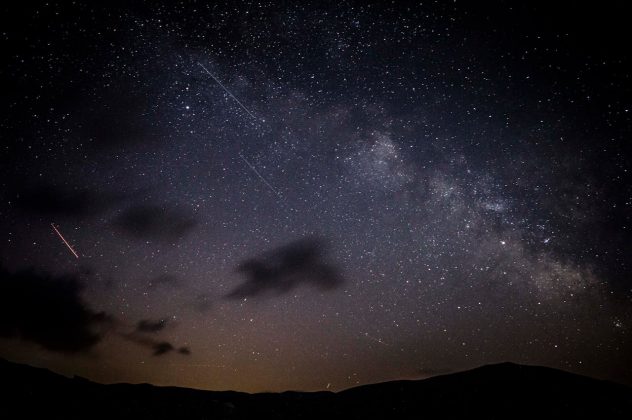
[0,1,630,392]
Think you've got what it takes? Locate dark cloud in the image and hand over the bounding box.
[152,341,174,356]
[121,331,175,356]
[0,265,112,353]
[227,237,344,299]
[0,264,190,357]
[123,320,190,357]
[148,274,180,288]
[15,183,122,219]
[114,205,197,241]
[136,319,167,333]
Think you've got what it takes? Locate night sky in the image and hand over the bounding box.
[1,1,631,392]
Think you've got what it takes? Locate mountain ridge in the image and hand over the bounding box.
[2,358,631,419]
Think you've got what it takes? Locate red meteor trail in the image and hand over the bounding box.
[51,223,79,259]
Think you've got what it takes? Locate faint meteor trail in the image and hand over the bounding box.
[197,62,288,206]
[197,62,260,122]
[363,332,390,346]
[239,154,283,199]
[51,223,79,259]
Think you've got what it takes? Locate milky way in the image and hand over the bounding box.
[1,2,630,391]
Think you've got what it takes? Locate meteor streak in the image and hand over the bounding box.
[197,62,260,122]
[239,154,283,199]
[51,223,79,259]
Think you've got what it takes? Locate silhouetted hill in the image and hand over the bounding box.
[2,358,631,419]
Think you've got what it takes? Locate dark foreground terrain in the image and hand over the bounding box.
[2,358,631,419]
